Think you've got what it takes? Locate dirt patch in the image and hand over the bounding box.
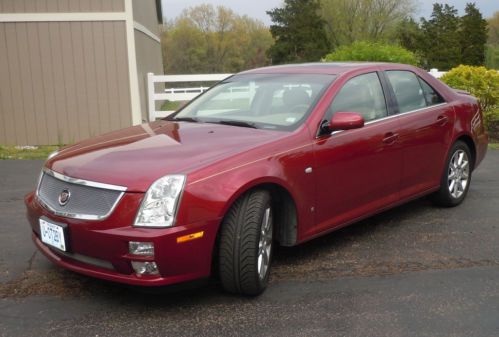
[2,255,498,299]
[0,267,123,299]
[270,257,499,281]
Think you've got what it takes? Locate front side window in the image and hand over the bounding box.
[170,74,335,131]
[328,72,388,122]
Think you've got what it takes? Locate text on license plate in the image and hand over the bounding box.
[39,218,66,251]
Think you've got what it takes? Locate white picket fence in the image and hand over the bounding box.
[428,68,446,78]
[147,69,447,121]
[147,72,232,121]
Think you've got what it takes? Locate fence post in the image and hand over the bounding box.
[147,72,155,122]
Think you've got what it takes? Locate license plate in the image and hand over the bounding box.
[39,218,67,251]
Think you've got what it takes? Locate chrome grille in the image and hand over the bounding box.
[37,170,125,220]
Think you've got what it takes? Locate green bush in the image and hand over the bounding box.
[323,41,419,66]
[440,65,499,133]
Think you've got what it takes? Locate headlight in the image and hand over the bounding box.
[134,175,185,228]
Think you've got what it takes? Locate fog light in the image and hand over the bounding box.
[129,241,154,256]
[131,261,159,275]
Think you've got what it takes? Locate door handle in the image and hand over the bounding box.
[436,115,449,126]
[382,132,398,144]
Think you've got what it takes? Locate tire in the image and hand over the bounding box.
[218,190,273,296]
[432,141,472,207]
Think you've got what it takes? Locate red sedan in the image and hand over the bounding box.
[25,63,488,295]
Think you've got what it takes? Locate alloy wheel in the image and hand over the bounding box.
[258,207,273,280]
[448,149,470,199]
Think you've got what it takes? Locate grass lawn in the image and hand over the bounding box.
[0,145,60,160]
[161,100,183,111]
[489,143,499,150]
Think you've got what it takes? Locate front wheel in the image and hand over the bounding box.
[432,141,472,207]
[218,190,273,296]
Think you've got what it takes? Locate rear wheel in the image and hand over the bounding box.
[218,190,273,296]
[432,141,472,207]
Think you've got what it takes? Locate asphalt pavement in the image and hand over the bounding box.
[1,151,498,337]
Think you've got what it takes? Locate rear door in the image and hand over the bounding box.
[311,72,402,237]
[383,70,454,199]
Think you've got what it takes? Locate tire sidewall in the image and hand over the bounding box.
[217,189,274,296]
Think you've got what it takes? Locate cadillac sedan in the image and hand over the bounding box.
[25,63,488,295]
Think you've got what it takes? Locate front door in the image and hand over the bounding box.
[310,72,402,237]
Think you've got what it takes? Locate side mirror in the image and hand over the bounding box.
[326,112,365,132]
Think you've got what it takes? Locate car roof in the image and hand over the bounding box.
[239,62,410,76]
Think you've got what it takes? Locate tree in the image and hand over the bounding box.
[485,46,499,69]
[231,16,274,69]
[396,18,424,54]
[323,41,419,65]
[420,4,461,70]
[161,18,208,74]
[487,11,499,45]
[182,5,238,72]
[460,3,488,66]
[161,5,273,74]
[486,11,499,69]
[267,0,330,64]
[395,3,489,69]
[320,0,417,47]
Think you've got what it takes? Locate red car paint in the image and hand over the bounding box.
[25,63,488,287]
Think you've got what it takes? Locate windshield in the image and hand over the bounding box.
[168,73,336,131]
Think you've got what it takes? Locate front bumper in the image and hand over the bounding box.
[25,192,221,287]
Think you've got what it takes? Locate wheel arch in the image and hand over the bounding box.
[221,179,299,247]
[454,133,477,171]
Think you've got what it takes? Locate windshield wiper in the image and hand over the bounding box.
[212,120,258,129]
[171,117,200,123]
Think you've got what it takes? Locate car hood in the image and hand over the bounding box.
[48,121,284,192]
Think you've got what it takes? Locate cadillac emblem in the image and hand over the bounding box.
[58,189,71,206]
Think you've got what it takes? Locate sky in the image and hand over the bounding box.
[161,0,498,26]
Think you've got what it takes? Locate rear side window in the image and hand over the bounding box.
[418,78,445,106]
[386,71,445,113]
[328,72,387,122]
[386,71,426,113]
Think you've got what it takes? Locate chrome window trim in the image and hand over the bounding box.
[365,102,448,125]
[42,167,127,191]
[327,102,448,136]
[36,168,127,221]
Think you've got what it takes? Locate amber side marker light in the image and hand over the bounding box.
[177,231,204,243]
